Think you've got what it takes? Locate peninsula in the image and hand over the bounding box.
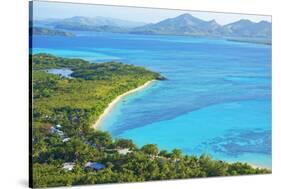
[31,54,269,188]
[31,27,75,37]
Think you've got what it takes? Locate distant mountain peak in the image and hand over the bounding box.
[69,16,86,19]
[176,13,194,18]
[223,18,271,38]
[174,13,200,22]
[208,19,220,26]
[258,20,271,24]
[208,19,217,23]
[67,16,88,21]
[235,19,253,24]
[40,16,147,29]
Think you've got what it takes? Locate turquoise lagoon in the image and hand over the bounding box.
[32,32,272,168]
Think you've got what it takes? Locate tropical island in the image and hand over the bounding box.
[31,27,75,37]
[35,14,272,44]
[31,54,270,188]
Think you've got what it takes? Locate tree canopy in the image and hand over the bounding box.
[31,54,270,188]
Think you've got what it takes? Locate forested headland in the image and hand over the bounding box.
[31,27,75,37]
[31,54,270,188]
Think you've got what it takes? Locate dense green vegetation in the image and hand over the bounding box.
[31,54,270,188]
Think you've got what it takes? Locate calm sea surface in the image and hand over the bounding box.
[32,32,272,168]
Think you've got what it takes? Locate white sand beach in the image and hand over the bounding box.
[92,80,156,129]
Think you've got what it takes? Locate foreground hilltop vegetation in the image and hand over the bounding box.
[31,54,270,188]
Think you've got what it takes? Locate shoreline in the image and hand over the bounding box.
[226,38,271,46]
[90,78,271,172]
[92,80,156,129]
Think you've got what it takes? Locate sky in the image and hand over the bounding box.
[32,1,271,25]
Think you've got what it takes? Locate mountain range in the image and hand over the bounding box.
[132,14,271,39]
[35,16,146,32]
[34,13,271,41]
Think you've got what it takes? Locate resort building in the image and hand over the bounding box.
[62,162,75,171]
[50,126,64,137]
[117,148,132,155]
[84,162,105,171]
[62,137,70,142]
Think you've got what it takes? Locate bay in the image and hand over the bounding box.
[32,31,272,168]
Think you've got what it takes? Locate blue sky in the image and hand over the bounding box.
[32,1,271,25]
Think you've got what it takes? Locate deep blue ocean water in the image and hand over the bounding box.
[32,32,272,168]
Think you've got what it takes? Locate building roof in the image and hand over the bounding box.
[117,148,131,155]
[62,137,71,142]
[50,126,64,136]
[62,162,75,171]
[84,162,105,170]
